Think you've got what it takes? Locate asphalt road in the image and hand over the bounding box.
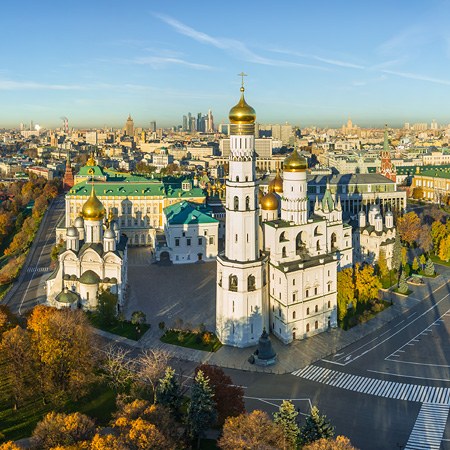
[3,195,65,315]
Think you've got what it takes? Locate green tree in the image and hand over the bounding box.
[186,370,217,448]
[354,264,381,304]
[419,254,426,271]
[401,246,408,267]
[438,234,450,262]
[398,271,408,294]
[412,257,419,272]
[155,367,182,418]
[131,311,147,333]
[299,406,335,446]
[273,400,300,450]
[97,289,118,325]
[337,268,355,323]
[424,258,435,276]
[392,233,402,271]
[195,363,245,426]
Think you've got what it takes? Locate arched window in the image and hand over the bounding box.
[293,311,296,319]
[316,240,321,251]
[296,232,305,253]
[229,275,238,292]
[245,196,250,211]
[315,320,319,330]
[282,246,287,258]
[236,176,240,182]
[306,307,310,315]
[314,226,320,236]
[247,274,256,291]
[315,304,318,312]
[279,232,286,242]
[234,196,239,211]
[331,233,337,249]
[306,323,310,332]
[218,272,222,287]
[245,176,249,182]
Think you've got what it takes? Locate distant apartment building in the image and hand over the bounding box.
[411,169,450,202]
[220,137,276,158]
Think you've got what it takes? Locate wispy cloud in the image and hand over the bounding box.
[154,13,328,70]
[0,79,85,91]
[381,69,450,86]
[133,56,214,70]
[377,26,427,56]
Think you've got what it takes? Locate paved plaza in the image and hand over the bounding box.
[117,248,450,374]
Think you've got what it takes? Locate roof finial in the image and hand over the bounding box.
[238,71,247,92]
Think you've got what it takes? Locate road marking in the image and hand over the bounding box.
[292,364,450,404]
[26,267,51,273]
[367,369,450,383]
[404,403,449,450]
[325,291,450,366]
[385,307,450,362]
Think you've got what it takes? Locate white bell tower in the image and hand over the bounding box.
[216,75,269,348]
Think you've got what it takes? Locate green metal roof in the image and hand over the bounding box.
[164,201,219,225]
[418,169,450,179]
[55,289,79,304]
[79,270,101,285]
[77,165,106,177]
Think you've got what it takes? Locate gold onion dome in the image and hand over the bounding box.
[81,184,106,221]
[86,154,96,166]
[229,87,256,124]
[269,169,283,193]
[261,191,279,211]
[283,149,307,172]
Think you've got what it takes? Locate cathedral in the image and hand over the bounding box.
[216,84,353,347]
[47,184,127,310]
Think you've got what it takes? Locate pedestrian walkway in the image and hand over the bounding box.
[405,403,449,450]
[26,267,50,273]
[293,365,450,405]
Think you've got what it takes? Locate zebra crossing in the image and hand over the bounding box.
[292,365,450,405]
[404,403,449,450]
[26,267,50,273]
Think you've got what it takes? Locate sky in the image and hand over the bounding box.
[2,0,450,129]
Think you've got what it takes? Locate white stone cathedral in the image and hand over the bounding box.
[47,184,128,310]
[216,85,353,347]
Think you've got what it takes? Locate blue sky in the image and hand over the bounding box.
[2,0,450,129]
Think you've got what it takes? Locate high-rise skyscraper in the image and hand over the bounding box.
[182,115,188,131]
[125,114,134,136]
[150,121,156,132]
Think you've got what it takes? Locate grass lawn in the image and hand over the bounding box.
[87,313,149,341]
[430,254,450,268]
[161,329,222,352]
[393,288,413,295]
[380,269,398,289]
[0,355,117,442]
[0,283,12,300]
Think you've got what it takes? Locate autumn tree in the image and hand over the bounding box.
[438,234,450,262]
[27,306,97,404]
[354,264,381,304]
[273,400,300,450]
[397,212,421,245]
[155,366,182,418]
[419,254,426,271]
[302,435,359,450]
[337,268,355,322]
[0,326,34,409]
[136,348,171,403]
[299,406,335,446]
[186,370,217,448]
[411,186,423,200]
[431,221,447,252]
[391,233,402,271]
[0,443,22,450]
[194,364,245,426]
[90,434,126,450]
[400,246,408,267]
[31,412,95,449]
[218,410,285,450]
[412,257,419,272]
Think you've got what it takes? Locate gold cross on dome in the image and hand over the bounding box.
[238,72,247,88]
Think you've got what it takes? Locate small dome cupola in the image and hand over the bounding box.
[229,86,256,125]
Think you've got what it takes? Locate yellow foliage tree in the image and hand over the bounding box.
[302,435,359,450]
[90,434,127,450]
[0,442,22,450]
[337,268,355,322]
[397,212,421,246]
[354,264,382,304]
[438,234,450,262]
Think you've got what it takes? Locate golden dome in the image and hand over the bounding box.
[229,87,256,124]
[81,184,105,221]
[269,168,283,193]
[261,191,279,211]
[86,154,96,166]
[283,149,307,172]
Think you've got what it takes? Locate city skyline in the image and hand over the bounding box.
[2,0,450,128]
